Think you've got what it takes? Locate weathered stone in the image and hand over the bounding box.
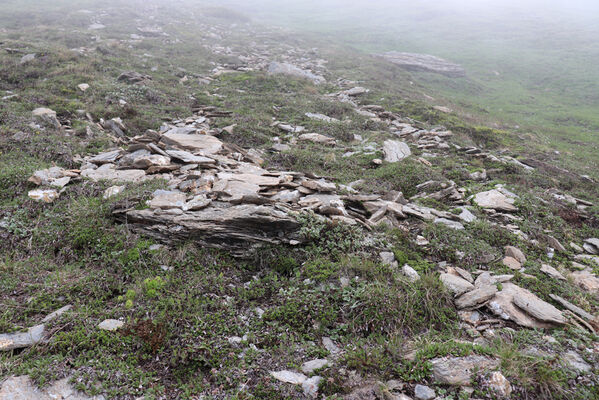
[0,324,44,351]
[117,71,151,84]
[148,190,187,209]
[380,51,466,77]
[305,112,338,123]
[89,150,122,165]
[540,264,565,281]
[78,83,90,92]
[343,87,369,96]
[570,269,599,293]
[41,305,72,323]
[563,351,591,373]
[383,140,411,162]
[298,133,336,146]
[434,217,464,230]
[431,355,499,385]
[414,384,436,400]
[547,235,566,252]
[270,370,307,384]
[440,273,474,296]
[114,204,301,257]
[301,359,328,374]
[166,150,216,165]
[488,371,512,397]
[488,283,564,328]
[0,376,105,400]
[20,53,36,64]
[302,376,321,398]
[473,189,517,212]
[32,108,61,129]
[583,238,599,255]
[502,256,521,270]
[505,246,526,264]
[302,179,336,192]
[28,189,59,203]
[402,264,420,282]
[103,185,125,199]
[455,285,497,309]
[98,319,124,331]
[549,294,594,321]
[267,62,325,85]
[82,164,146,182]
[161,131,223,155]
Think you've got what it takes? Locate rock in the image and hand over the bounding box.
[161,130,223,155]
[440,273,474,296]
[81,164,146,182]
[488,283,565,328]
[89,150,122,165]
[165,150,215,165]
[433,106,452,113]
[505,246,526,264]
[570,242,584,253]
[540,264,565,280]
[414,384,436,400]
[455,285,497,309]
[380,251,396,266]
[301,359,328,374]
[434,217,464,230]
[431,355,499,385]
[488,371,512,397]
[298,133,336,146]
[322,337,340,355]
[583,238,599,255]
[103,185,125,199]
[148,190,187,209]
[114,204,301,257]
[563,351,591,373]
[184,194,212,211]
[88,23,106,30]
[473,189,517,212]
[502,256,521,270]
[0,376,105,400]
[402,265,420,282]
[343,87,369,96]
[457,207,477,223]
[41,305,72,323]
[98,319,124,331]
[19,53,36,64]
[267,62,325,85]
[383,140,411,162]
[32,107,61,129]
[302,376,321,398]
[28,167,71,187]
[103,118,127,137]
[28,189,59,203]
[117,71,152,84]
[302,179,336,192]
[569,269,599,293]
[305,112,339,123]
[547,235,566,252]
[379,51,466,77]
[270,370,307,385]
[78,83,90,92]
[549,294,594,321]
[0,324,44,351]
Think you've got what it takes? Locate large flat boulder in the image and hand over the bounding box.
[267,62,325,85]
[473,189,517,212]
[379,51,466,77]
[431,355,499,385]
[114,204,302,257]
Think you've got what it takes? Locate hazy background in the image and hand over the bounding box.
[202,0,599,156]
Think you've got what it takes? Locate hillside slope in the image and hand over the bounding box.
[1,1,599,399]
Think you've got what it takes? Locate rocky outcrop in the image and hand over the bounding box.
[267,62,325,85]
[378,51,466,77]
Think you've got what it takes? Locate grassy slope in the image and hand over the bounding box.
[1,1,599,399]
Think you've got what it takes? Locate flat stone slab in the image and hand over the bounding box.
[161,132,223,155]
[270,370,307,385]
[0,325,44,351]
[98,319,124,331]
[473,189,517,212]
[383,140,411,162]
[0,376,105,400]
[431,355,499,385]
